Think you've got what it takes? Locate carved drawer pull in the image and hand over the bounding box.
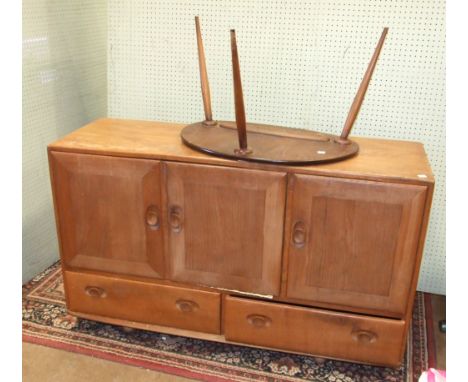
[292,221,306,248]
[351,329,378,344]
[175,299,199,312]
[247,314,272,328]
[85,286,107,298]
[145,205,160,229]
[169,206,183,233]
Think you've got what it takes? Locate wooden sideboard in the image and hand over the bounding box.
[48,118,434,367]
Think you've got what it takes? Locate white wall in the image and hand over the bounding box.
[22,0,107,283]
[108,0,445,294]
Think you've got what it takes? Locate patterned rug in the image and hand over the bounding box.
[23,262,435,382]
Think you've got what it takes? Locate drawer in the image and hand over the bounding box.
[224,296,406,366]
[64,271,221,334]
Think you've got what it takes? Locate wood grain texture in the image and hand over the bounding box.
[49,151,165,279]
[194,16,213,123]
[224,296,406,367]
[339,28,388,142]
[48,118,434,184]
[47,117,435,367]
[180,120,359,164]
[165,162,286,295]
[65,270,221,334]
[219,121,330,141]
[285,174,427,317]
[400,181,434,356]
[230,30,248,152]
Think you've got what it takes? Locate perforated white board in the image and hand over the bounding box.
[108,0,445,294]
[23,0,107,283]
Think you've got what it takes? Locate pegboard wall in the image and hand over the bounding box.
[108,0,446,294]
[23,0,107,283]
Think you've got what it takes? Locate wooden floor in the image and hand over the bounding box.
[23,294,446,381]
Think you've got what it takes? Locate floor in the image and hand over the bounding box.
[23,295,446,381]
[431,294,446,370]
[22,343,192,382]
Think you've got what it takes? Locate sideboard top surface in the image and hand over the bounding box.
[48,118,434,184]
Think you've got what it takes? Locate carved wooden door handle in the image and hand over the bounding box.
[145,205,160,229]
[85,286,107,298]
[169,206,183,233]
[351,329,378,344]
[175,299,199,312]
[246,314,272,328]
[292,221,306,248]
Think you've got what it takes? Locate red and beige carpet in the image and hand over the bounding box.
[23,262,436,382]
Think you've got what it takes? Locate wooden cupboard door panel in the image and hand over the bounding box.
[224,296,406,367]
[286,174,427,316]
[50,152,164,278]
[165,162,286,295]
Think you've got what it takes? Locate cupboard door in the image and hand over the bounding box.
[50,152,164,278]
[286,174,427,316]
[165,162,286,296]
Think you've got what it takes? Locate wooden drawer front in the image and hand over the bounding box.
[64,271,221,334]
[224,296,406,366]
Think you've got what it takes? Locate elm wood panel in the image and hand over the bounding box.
[165,162,286,295]
[49,152,165,279]
[305,197,401,295]
[279,175,296,298]
[48,118,434,184]
[279,174,418,318]
[400,182,435,356]
[224,296,406,367]
[64,271,221,334]
[286,174,427,317]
